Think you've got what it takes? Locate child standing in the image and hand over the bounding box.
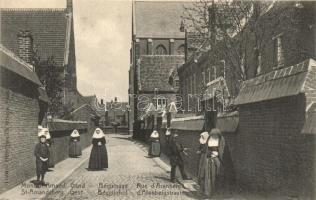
[35,130,50,185]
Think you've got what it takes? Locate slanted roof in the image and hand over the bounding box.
[133,1,191,38]
[234,59,316,107]
[0,8,71,67]
[0,44,41,85]
[138,55,185,92]
[203,76,231,101]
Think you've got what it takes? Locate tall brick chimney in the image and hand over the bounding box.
[17,30,33,63]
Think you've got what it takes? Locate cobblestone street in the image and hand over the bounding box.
[45,134,200,200]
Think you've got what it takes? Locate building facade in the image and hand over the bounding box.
[129,1,192,134]
[178,1,316,115]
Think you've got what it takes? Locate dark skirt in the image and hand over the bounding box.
[69,140,82,157]
[88,145,108,169]
[148,140,161,157]
[36,158,48,175]
[204,157,221,197]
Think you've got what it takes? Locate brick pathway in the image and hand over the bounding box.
[45,134,201,200]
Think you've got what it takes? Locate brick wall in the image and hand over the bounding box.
[235,94,315,197]
[137,94,315,198]
[49,128,91,164]
[0,79,39,193]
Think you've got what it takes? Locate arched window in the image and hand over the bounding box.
[177,44,185,55]
[155,44,167,55]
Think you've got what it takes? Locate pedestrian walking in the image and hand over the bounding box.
[34,129,50,185]
[196,131,209,190]
[169,132,191,183]
[69,129,82,158]
[203,128,225,197]
[43,128,54,168]
[148,130,161,157]
[88,128,108,170]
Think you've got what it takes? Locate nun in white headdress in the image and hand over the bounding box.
[196,132,210,189]
[148,130,161,157]
[203,128,225,197]
[43,128,54,168]
[88,128,108,170]
[69,129,82,158]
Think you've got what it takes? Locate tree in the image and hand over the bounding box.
[182,0,275,81]
[35,56,64,117]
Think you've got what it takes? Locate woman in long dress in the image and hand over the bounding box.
[88,128,108,170]
[69,129,82,158]
[148,130,161,157]
[44,128,54,168]
[203,128,225,197]
[196,132,209,190]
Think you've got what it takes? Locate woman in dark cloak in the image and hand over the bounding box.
[88,128,108,170]
[35,130,50,185]
[69,129,82,158]
[203,128,225,197]
[148,130,161,157]
[196,131,210,190]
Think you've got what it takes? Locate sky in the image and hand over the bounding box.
[0,0,132,102]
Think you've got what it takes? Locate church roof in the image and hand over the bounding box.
[133,1,192,38]
[138,55,185,92]
[0,8,72,67]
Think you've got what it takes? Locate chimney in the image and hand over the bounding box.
[17,30,33,64]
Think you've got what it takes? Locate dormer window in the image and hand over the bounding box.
[273,33,285,69]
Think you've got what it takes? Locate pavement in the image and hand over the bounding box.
[0,134,289,200]
[0,134,204,200]
[0,145,92,200]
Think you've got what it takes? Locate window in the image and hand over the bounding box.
[155,96,167,109]
[155,44,167,55]
[175,79,180,88]
[273,33,284,69]
[177,44,185,55]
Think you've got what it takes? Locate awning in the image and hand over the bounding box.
[216,111,239,133]
[234,59,316,105]
[0,45,42,86]
[203,76,230,101]
[48,119,88,132]
[170,115,204,131]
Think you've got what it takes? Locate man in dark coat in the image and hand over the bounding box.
[169,133,191,183]
[34,133,50,185]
